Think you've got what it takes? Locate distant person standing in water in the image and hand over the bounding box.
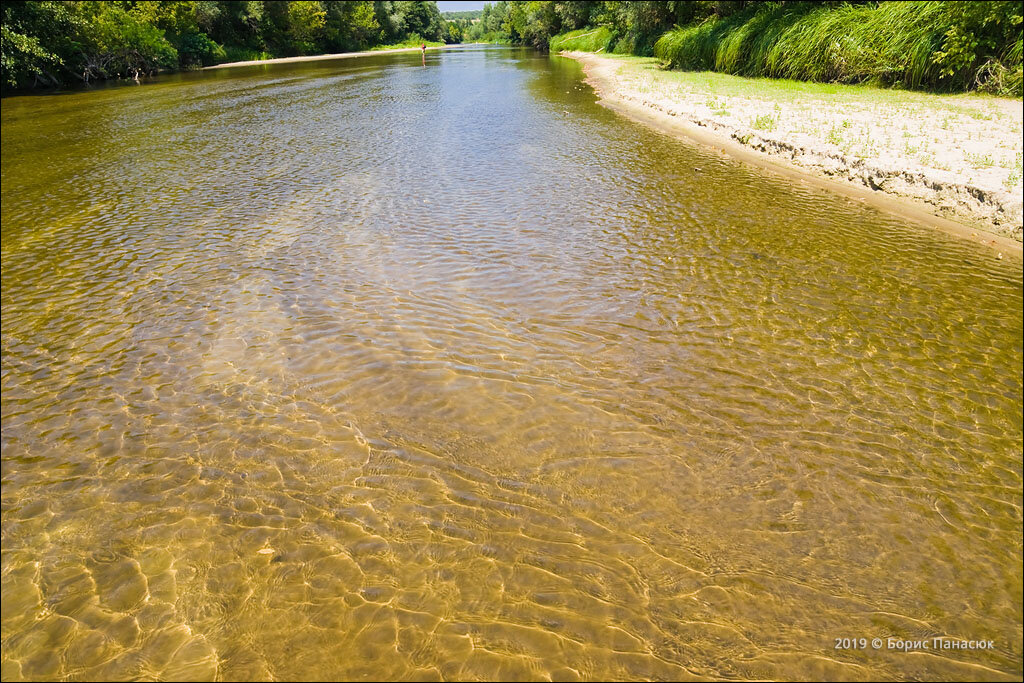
[421,43,426,65]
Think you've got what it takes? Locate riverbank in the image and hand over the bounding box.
[563,52,1024,247]
[205,43,484,70]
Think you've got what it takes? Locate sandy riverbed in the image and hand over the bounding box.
[564,52,1024,245]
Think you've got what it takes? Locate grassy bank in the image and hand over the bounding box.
[653,1,1022,96]
[549,28,615,54]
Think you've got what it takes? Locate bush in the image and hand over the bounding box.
[81,4,179,79]
[176,32,225,67]
[1,1,83,88]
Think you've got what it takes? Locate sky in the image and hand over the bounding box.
[437,1,488,13]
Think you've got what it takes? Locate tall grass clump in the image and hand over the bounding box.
[654,1,1023,96]
[221,46,272,63]
[549,27,615,53]
[370,35,445,51]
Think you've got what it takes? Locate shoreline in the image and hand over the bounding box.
[205,43,487,70]
[562,52,1023,255]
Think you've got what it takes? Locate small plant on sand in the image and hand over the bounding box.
[752,113,777,131]
[713,109,731,117]
[827,127,844,145]
[964,152,996,168]
[1002,170,1020,189]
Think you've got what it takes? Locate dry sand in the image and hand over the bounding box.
[205,43,483,70]
[564,52,1024,247]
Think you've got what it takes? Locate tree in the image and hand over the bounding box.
[287,0,327,53]
[323,1,381,51]
[399,1,445,41]
[1,1,80,87]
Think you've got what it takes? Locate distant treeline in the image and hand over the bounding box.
[441,10,483,21]
[1,1,463,91]
[476,1,1023,95]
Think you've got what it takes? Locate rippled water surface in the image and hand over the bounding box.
[2,46,1022,681]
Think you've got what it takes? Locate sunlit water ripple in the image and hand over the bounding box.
[1,46,1022,681]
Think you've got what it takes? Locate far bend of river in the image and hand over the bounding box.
[2,46,1022,681]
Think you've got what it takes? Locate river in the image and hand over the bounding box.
[2,45,1021,681]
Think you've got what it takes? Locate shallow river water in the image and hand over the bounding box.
[2,46,1022,681]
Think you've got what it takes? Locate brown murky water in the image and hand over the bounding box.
[2,46,1022,681]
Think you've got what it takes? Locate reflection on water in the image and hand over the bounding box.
[2,46,1021,681]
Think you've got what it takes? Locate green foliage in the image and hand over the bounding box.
[286,0,327,53]
[1,0,465,91]
[446,21,464,45]
[77,2,180,80]
[2,1,83,87]
[441,10,483,21]
[933,1,1022,74]
[471,1,713,55]
[177,32,226,67]
[398,1,446,42]
[504,1,561,50]
[553,1,596,32]
[603,1,695,56]
[654,1,1023,96]
[464,2,517,43]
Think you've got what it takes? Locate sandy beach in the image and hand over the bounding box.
[205,43,483,70]
[563,52,1024,247]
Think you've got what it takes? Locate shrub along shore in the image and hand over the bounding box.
[1,1,463,92]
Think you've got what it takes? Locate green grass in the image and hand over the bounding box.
[370,36,445,51]
[653,1,1022,96]
[219,47,273,63]
[598,55,1016,110]
[549,27,616,54]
